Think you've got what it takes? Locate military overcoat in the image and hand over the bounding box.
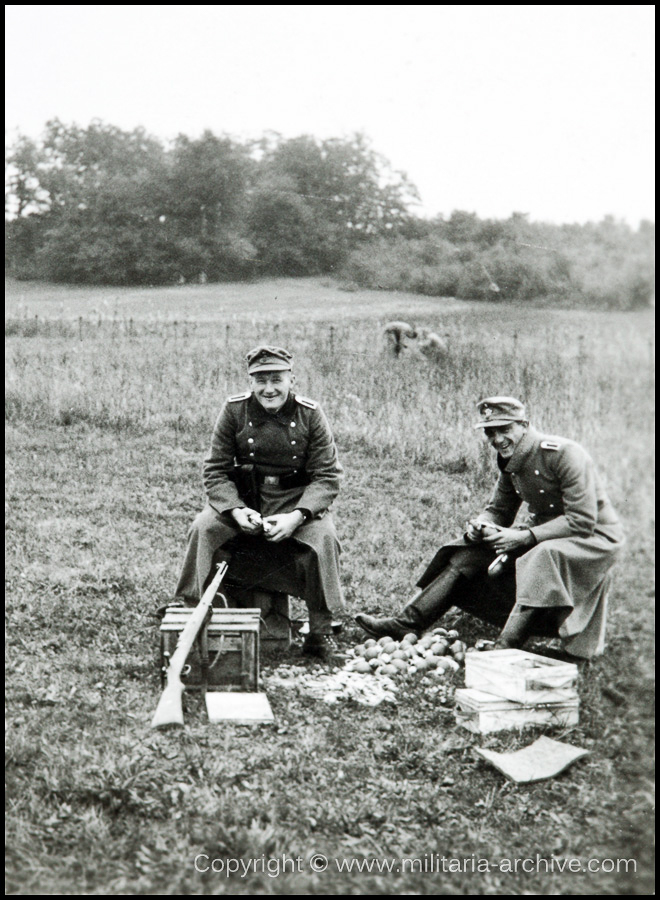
[175,391,345,614]
[418,426,624,657]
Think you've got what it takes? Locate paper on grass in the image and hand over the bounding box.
[474,736,589,783]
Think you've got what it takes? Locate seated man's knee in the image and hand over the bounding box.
[190,506,225,539]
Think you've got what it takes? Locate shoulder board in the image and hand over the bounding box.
[295,395,318,410]
[227,391,251,403]
[540,440,561,451]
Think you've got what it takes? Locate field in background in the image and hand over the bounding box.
[5,277,655,894]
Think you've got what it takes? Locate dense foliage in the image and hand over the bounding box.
[343,212,655,309]
[5,121,416,285]
[5,121,654,308]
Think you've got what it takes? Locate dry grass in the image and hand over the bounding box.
[5,276,655,894]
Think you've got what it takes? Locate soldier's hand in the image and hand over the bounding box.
[482,526,533,554]
[465,519,485,542]
[231,507,263,534]
[262,512,304,543]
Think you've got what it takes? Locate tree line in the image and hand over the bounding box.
[5,120,654,308]
[5,120,416,285]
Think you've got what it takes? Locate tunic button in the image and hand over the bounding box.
[249,452,254,457]
[291,440,296,445]
[540,489,545,493]
[248,438,254,444]
[535,470,540,475]
[550,504,555,508]
[249,421,253,427]
[290,422,296,427]
[292,455,297,459]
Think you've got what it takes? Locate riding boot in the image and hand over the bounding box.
[494,605,539,649]
[355,566,462,640]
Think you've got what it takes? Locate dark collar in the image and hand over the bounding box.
[499,425,540,473]
[248,392,296,425]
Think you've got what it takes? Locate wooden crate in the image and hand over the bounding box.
[464,649,578,704]
[160,607,261,691]
[455,687,579,734]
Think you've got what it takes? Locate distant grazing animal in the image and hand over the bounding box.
[383,321,418,356]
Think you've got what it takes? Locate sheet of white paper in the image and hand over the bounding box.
[474,736,589,783]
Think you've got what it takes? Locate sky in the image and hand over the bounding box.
[5,4,655,225]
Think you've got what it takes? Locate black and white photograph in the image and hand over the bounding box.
[5,5,654,894]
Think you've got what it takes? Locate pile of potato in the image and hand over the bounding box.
[345,628,467,679]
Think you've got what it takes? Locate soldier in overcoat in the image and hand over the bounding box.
[356,397,624,658]
[174,345,345,659]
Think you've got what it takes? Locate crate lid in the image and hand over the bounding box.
[466,648,577,672]
[205,692,274,725]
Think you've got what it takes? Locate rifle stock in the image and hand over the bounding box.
[151,562,228,728]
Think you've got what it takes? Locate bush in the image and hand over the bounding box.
[340,216,654,309]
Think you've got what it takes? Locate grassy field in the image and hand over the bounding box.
[5,276,655,894]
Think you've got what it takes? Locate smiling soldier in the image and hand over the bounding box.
[356,397,625,658]
[173,345,345,660]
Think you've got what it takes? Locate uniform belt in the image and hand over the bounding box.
[256,470,310,488]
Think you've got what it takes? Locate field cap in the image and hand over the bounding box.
[246,345,293,375]
[474,396,527,429]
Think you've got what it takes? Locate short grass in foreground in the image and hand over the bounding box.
[5,278,655,894]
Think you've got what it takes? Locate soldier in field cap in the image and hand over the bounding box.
[173,345,345,660]
[356,395,625,658]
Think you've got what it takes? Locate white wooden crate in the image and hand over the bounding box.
[455,687,579,734]
[464,649,578,704]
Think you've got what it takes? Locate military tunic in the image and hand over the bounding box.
[174,391,345,624]
[418,426,624,657]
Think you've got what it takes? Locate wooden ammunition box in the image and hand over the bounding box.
[455,687,580,734]
[160,607,261,691]
[464,649,578,705]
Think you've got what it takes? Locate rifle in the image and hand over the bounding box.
[151,562,228,729]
